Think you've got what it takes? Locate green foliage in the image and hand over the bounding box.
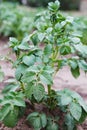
[64,113,75,130]
[46,117,59,130]
[46,122,58,130]
[2,83,19,94]
[3,107,19,127]
[0,2,35,40]
[0,66,4,82]
[57,89,87,128]
[27,112,47,130]
[71,17,87,45]
[0,92,25,127]
[81,29,87,45]
[0,1,87,129]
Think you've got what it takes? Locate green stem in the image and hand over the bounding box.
[15,50,20,59]
[20,81,25,91]
[47,85,52,108]
[48,85,51,96]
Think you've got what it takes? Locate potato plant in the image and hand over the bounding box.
[70,17,87,45]
[0,2,34,40]
[0,1,87,130]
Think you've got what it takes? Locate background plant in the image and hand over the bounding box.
[27,0,81,10]
[0,2,36,40]
[0,1,87,130]
[1,0,81,10]
[69,17,87,45]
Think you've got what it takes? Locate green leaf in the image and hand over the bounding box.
[71,37,80,44]
[33,84,45,102]
[78,60,87,71]
[32,117,41,129]
[65,113,75,130]
[40,71,53,85]
[46,121,58,130]
[58,94,72,106]
[3,107,19,127]
[27,112,47,129]
[44,44,52,56]
[74,44,87,58]
[9,37,18,44]
[69,102,82,121]
[40,113,47,128]
[22,55,36,66]
[9,37,19,51]
[46,27,53,34]
[30,32,39,45]
[27,112,39,119]
[60,45,71,55]
[0,105,11,121]
[27,112,41,129]
[18,44,30,50]
[9,37,19,47]
[13,97,25,107]
[65,89,81,100]
[71,66,80,78]
[43,55,49,63]
[69,59,77,69]
[15,64,27,80]
[38,33,45,42]
[78,98,87,113]
[21,71,35,83]
[79,110,87,123]
[66,16,74,24]
[43,65,54,74]
[25,83,34,99]
[1,91,25,108]
[27,65,39,73]
[57,59,67,69]
[48,0,60,12]
[2,83,19,94]
[21,35,30,44]
[0,99,11,106]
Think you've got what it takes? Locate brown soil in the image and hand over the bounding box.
[0,38,87,130]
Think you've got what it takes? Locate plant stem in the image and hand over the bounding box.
[47,85,52,108]
[20,81,25,91]
[48,85,51,96]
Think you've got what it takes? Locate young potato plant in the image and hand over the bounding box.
[0,1,87,130]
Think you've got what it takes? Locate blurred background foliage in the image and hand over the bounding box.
[1,0,81,10]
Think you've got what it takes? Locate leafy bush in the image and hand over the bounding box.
[0,1,87,129]
[0,2,35,40]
